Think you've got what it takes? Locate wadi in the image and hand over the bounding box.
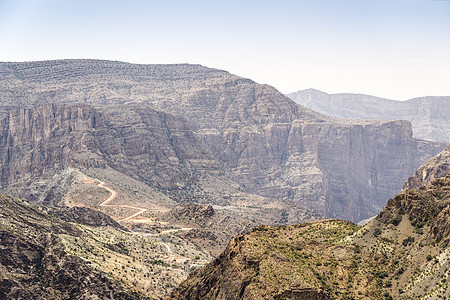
[0,60,448,299]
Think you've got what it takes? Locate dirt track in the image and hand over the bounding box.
[96,181,192,234]
[97,181,148,222]
[95,181,194,261]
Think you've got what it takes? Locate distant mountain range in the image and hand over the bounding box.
[287,89,450,143]
[0,60,445,223]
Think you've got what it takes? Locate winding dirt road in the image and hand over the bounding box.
[159,227,193,235]
[94,180,194,262]
[97,181,148,222]
[160,242,172,254]
[96,181,192,233]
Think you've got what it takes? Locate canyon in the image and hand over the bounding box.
[171,146,450,299]
[0,59,449,299]
[0,60,446,223]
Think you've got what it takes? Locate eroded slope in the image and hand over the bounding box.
[0,195,213,299]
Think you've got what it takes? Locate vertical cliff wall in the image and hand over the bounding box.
[0,60,446,222]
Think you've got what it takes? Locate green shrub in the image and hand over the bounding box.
[376,270,388,279]
[391,217,401,226]
[402,236,415,246]
[373,228,382,237]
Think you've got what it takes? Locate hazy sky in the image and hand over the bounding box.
[0,0,449,100]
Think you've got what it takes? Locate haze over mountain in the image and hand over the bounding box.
[287,89,450,143]
[0,59,445,224]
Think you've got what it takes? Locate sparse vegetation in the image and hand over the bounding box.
[171,174,450,299]
[402,236,415,247]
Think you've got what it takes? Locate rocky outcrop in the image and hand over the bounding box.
[377,174,450,228]
[0,60,445,222]
[402,145,450,192]
[287,88,450,143]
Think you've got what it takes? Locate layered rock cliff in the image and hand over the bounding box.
[0,60,446,222]
[0,102,317,231]
[287,88,450,143]
[0,103,220,199]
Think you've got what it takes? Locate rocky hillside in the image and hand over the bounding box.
[0,60,446,222]
[0,195,141,299]
[170,220,376,299]
[171,173,450,299]
[0,194,215,299]
[403,145,450,192]
[287,88,450,143]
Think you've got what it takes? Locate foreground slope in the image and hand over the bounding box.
[0,194,214,299]
[170,220,376,299]
[0,195,141,299]
[287,89,450,143]
[0,60,445,222]
[171,173,450,299]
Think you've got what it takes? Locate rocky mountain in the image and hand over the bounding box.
[0,60,446,223]
[0,103,219,193]
[403,145,450,192]
[287,88,450,143]
[170,173,450,299]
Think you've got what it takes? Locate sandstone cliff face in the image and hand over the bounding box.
[288,88,450,143]
[0,60,445,222]
[0,104,95,187]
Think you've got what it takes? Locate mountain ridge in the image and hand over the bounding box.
[0,59,446,223]
[287,88,450,143]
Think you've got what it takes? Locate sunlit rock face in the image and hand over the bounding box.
[0,60,445,222]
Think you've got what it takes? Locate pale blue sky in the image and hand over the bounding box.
[0,0,449,99]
